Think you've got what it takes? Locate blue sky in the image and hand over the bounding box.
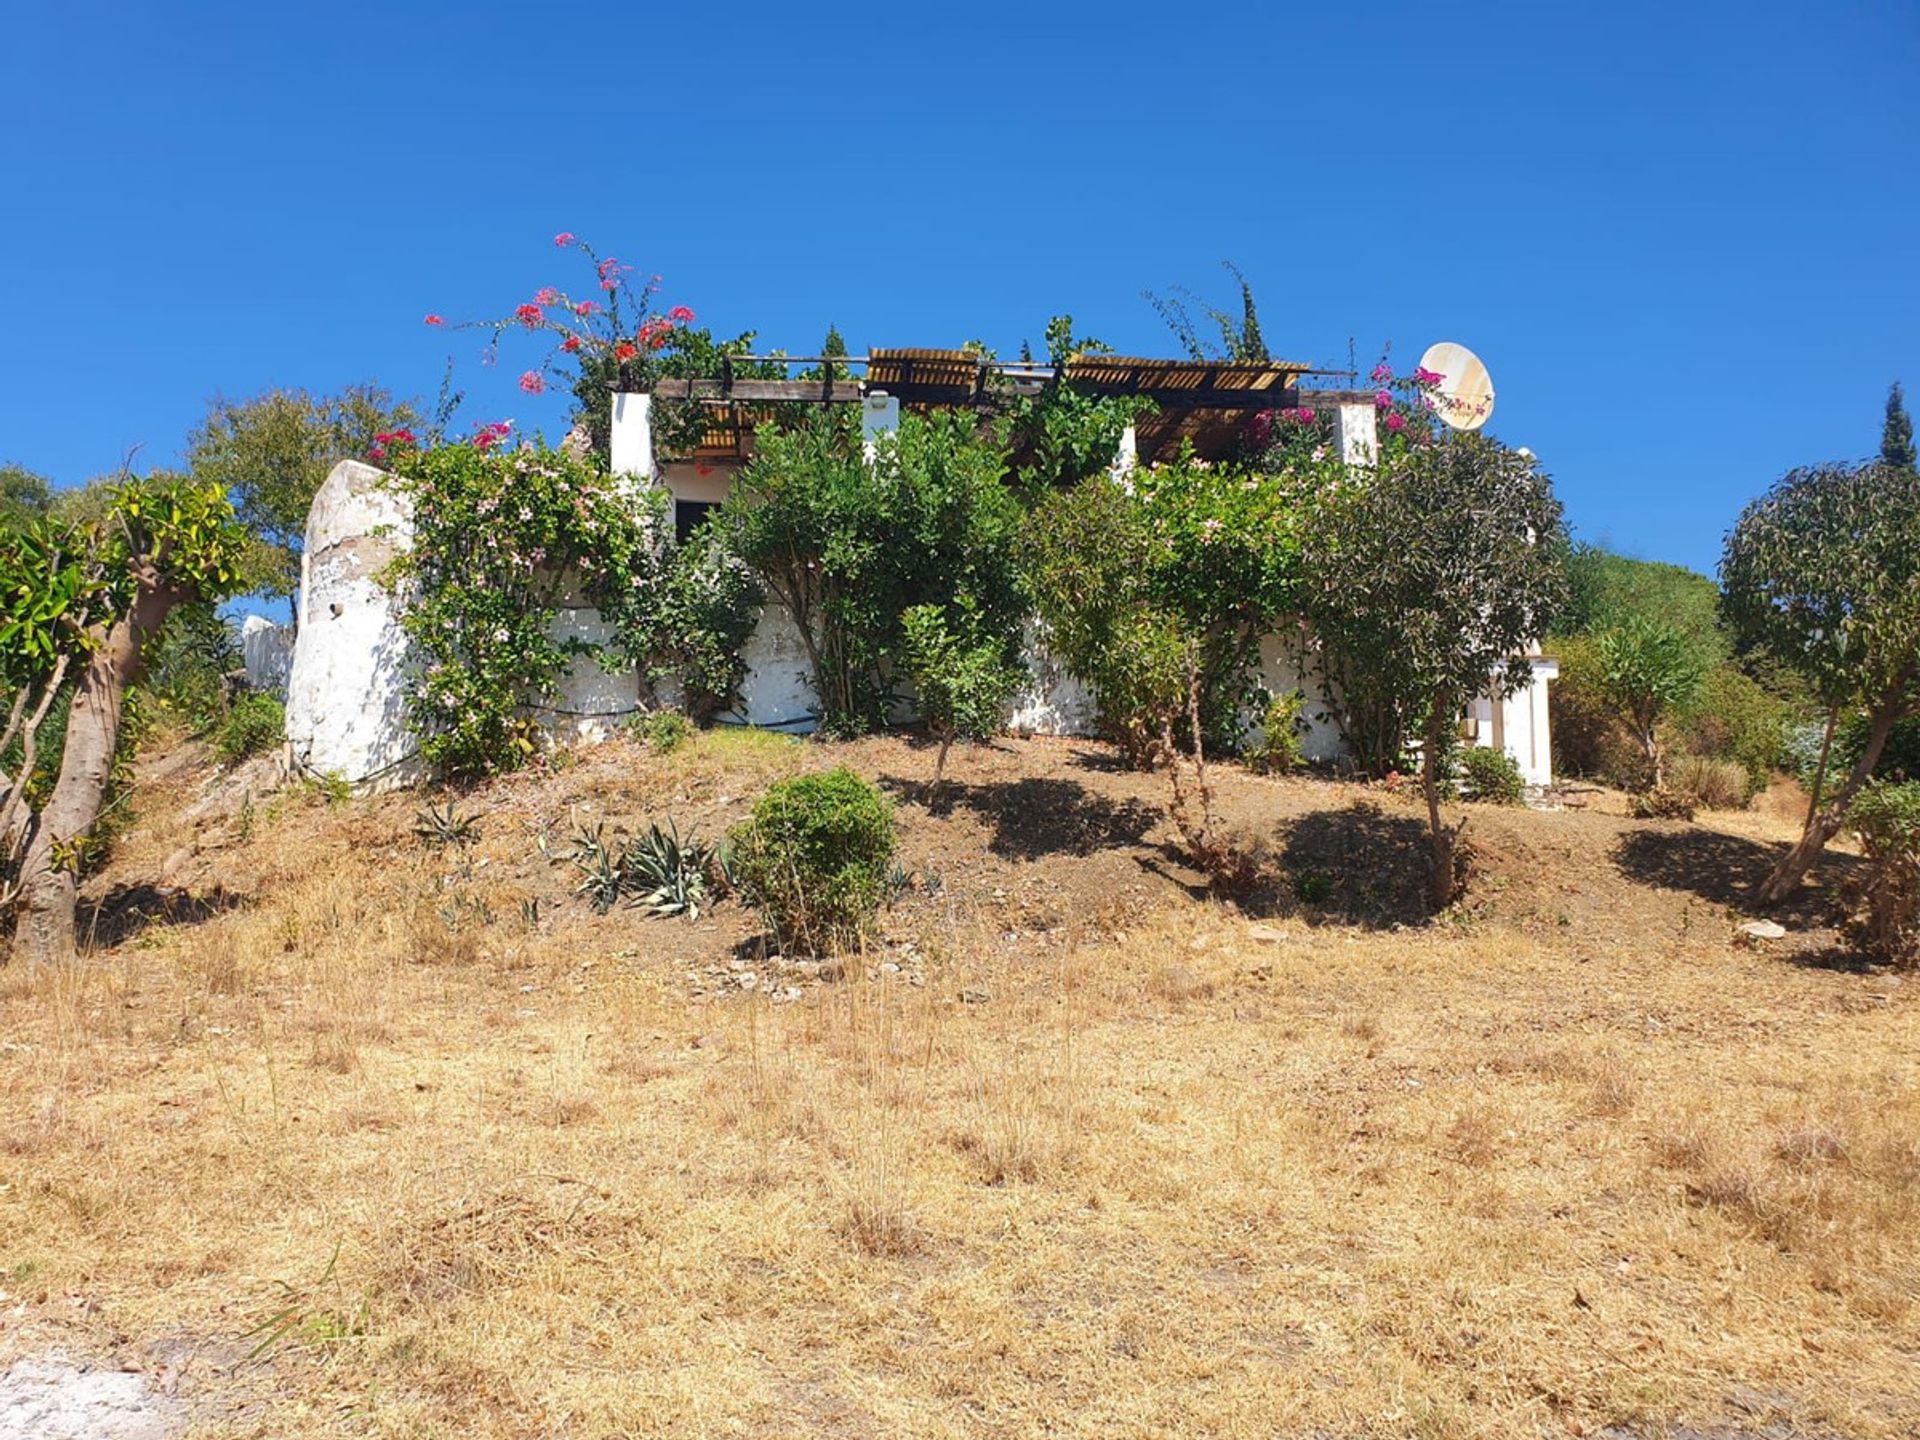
[2,1,1915,578]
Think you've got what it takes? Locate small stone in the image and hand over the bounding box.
[880,961,901,975]
[1738,920,1788,941]
[737,972,758,989]
[1247,924,1291,945]
[959,986,991,1005]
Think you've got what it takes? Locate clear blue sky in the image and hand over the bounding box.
[3,1,1915,578]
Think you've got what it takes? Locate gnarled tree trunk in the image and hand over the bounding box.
[1424,696,1468,911]
[1758,698,1903,908]
[11,570,183,968]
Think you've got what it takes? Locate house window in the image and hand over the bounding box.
[674,499,716,545]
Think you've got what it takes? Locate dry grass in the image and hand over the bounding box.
[1,733,1917,1438]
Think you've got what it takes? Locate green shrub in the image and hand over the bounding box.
[1248,689,1308,775]
[1458,746,1526,804]
[213,692,285,764]
[900,601,1024,786]
[1549,634,1650,786]
[1677,664,1788,791]
[1666,753,1752,811]
[729,768,896,954]
[1843,781,1920,966]
[630,709,693,754]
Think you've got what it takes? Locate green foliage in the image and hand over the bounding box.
[1024,453,1307,761]
[414,799,480,848]
[1305,433,1568,778]
[1143,262,1271,362]
[900,602,1025,771]
[0,462,51,527]
[1007,316,1148,490]
[1842,781,1920,965]
[1591,615,1708,788]
[187,384,416,602]
[1548,635,1642,785]
[384,438,670,780]
[631,709,693,754]
[1247,689,1308,775]
[142,602,240,733]
[1883,381,1917,472]
[1557,543,1729,670]
[650,520,763,723]
[1676,664,1789,790]
[212,692,285,765]
[729,769,896,954]
[721,410,1025,736]
[1458,746,1526,805]
[566,819,627,914]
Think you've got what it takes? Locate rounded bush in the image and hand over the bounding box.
[1458,746,1526,805]
[213,692,285,764]
[729,768,896,954]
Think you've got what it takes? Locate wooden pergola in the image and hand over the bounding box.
[648,349,1379,462]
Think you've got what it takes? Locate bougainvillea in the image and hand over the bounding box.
[381,429,670,779]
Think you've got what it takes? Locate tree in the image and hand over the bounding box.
[900,601,1025,794]
[1306,433,1567,909]
[1884,382,1916,472]
[1591,616,1708,791]
[0,463,51,527]
[1143,262,1270,362]
[187,384,415,606]
[3,474,248,966]
[1722,460,1920,906]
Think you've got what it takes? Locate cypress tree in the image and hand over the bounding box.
[1882,381,1916,471]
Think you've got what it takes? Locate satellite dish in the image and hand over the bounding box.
[1418,342,1495,431]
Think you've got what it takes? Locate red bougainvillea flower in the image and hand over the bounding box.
[515,303,544,328]
[423,313,445,326]
[560,335,582,353]
[553,231,576,247]
[519,371,546,395]
[1374,389,1393,409]
[573,300,600,317]
[668,304,695,324]
[534,286,559,306]
[471,420,513,452]
[614,341,638,361]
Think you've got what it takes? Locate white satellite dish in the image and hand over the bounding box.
[1418,341,1495,431]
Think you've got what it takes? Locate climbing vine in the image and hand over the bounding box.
[383,427,670,779]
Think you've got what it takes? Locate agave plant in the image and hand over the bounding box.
[624,819,724,921]
[568,819,626,915]
[414,798,480,848]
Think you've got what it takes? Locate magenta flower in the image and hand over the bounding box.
[1386,411,1406,433]
[553,231,576,247]
[534,286,559,306]
[1374,389,1393,409]
[1370,362,1393,383]
[668,304,695,324]
[573,300,600,317]
[519,371,546,394]
[1413,365,1447,386]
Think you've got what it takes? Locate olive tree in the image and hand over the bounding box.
[3,475,248,966]
[1307,433,1567,909]
[1722,460,1920,906]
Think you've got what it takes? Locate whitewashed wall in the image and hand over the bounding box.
[239,615,294,697]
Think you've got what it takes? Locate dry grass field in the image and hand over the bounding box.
[2,730,1916,1438]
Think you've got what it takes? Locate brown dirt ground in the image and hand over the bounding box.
[1,729,1913,1439]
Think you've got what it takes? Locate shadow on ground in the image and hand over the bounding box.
[79,883,248,950]
[1279,804,1432,929]
[879,773,1160,861]
[1610,826,1857,931]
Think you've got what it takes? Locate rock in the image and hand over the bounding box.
[0,1354,183,1439]
[959,986,991,1005]
[1738,920,1788,941]
[1246,924,1291,945]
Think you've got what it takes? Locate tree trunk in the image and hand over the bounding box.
[11,573,183,968]
[1804,705,1838,827]
[1758,697,1903,908]
[1423,700,1464,911]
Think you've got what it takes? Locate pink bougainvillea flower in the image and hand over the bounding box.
[1385,411,1407,433]
[423,313,445,326]
[1374,389,1393,409]
[553,231,576,247]
[1370,362,1393,383]
[515,303,544,328]
[1299,407,1315,423]
[573,300,600,317]
[1413,365,1447,386]
[518,371,546,395]
[534,286,559,306]
[668,304,695,324]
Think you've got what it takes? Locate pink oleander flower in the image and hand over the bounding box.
[534,286,559,306]
[1386,411,1406,432]
[519,371,546,394]
[553,231,576,247]
[1370,362,1393,383]
[515,303,543,327]
[423,313,445,326]
[668,304,695,324]
[1374,389,1393,409]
